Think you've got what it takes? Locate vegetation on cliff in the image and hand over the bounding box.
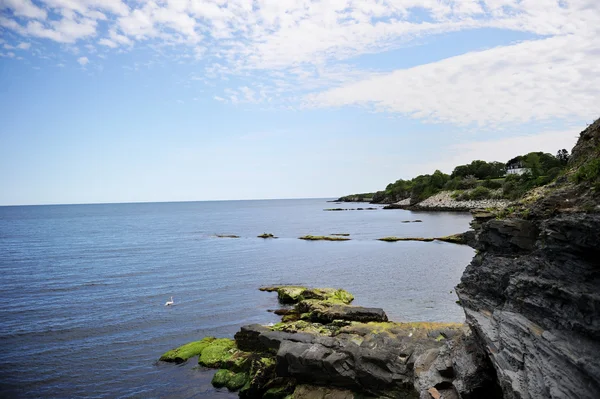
[339,150,572,205]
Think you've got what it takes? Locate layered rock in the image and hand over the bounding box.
[456,120,600,399]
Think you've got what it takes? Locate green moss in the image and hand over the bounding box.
[330,288,354,304]
[339,321,465,340]
[159,337,216,363]
[377,237,434,242]
[272,286,354,305]
[277,286,307,303]
[211,369,248,391]
[227,372,248,390]
[260,357,276,368]
[212,369,233,387]
[435,234,466,245]
[199,338,237,368]
[221,350,252,372]
[298,235,351,241]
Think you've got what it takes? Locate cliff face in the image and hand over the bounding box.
[456,120,600,399]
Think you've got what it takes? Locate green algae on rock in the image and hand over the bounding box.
[212,369,249,391]
[259,286,354,305]
[198,338,238,368]
[377,236,435,242]
[298,235,351,241]
[159,337,216,363]
[435,233,468,245]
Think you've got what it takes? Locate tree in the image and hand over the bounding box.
[556,149,570,164]
[523,153,542,178]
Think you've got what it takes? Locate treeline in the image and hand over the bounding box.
[341,150,570,204]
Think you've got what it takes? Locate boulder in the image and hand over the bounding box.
[296,300,388,323]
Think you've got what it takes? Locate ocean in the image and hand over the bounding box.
[0,199,474,398]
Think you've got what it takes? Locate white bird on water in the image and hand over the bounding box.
[165,296,174,306]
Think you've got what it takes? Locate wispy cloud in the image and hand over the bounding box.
[77,56,89,66]
[0,0,597,126]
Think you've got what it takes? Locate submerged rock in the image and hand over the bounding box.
[377,237,435,242]
[258,233,278,239]
[212,369,249,391]
[298,235,351,241]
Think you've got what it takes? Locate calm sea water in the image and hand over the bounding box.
[0,199,474,398]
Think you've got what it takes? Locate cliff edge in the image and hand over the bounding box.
[456,119,600,398]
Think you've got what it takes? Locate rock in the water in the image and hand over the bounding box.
[212,369,249,391]
[260,286,354,305]
[159,337,216,363]
[198,338,239,368]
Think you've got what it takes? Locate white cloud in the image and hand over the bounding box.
[0,0,597,128]
[17,42,31,50]
[98,38,117,48]
[25,17,97,43]
[77,56,89,66]
[306,33,600,125]
[0,0,47,19]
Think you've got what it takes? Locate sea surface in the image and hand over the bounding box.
[0,199,474,398]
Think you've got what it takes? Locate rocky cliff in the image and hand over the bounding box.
[456,119,600,399]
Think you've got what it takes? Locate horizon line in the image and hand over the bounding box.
[0,196,341,207]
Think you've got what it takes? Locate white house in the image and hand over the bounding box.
[506,161,529,175]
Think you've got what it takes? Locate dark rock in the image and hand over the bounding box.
[297,300,388,323]
[457,211,600,398]
[235,324,314,354]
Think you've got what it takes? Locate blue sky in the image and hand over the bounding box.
[0,0,598,205]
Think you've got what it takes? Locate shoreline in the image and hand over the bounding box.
[338,190,511,213]
[159,286,496,398]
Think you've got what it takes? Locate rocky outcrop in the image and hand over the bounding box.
[160,286,501,398]
[456,120,600,399]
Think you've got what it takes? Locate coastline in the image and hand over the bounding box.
[338,191,512,213]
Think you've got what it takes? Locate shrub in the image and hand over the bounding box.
[458,176,478,190]
[469,186,493,200]
[573,158,600,184]
[483,178,503,189]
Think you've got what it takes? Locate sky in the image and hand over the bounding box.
[0,0,598,205]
